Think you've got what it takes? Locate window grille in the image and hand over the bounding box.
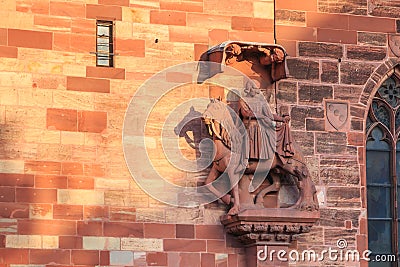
[96,20,114,67]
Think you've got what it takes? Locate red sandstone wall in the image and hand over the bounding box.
[0,0,397,266]
[275,1,400,267]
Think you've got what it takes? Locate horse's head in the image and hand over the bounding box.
[174,106,201,137]
[174,106,204,149]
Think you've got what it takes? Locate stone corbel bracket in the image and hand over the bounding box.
[198,41,288,85]
[221,208,320,246]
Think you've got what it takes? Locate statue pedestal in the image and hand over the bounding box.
[221,208,320,267]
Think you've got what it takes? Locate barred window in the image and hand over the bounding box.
[366,72,400,266]
[96,20,114,67]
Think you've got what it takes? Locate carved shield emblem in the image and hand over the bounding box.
[389,34,400,57]
[326,102,349,131]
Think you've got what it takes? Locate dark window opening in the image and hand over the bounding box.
[366,73,400,266]
[96,20,114,67]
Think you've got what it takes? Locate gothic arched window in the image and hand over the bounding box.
[366,74,400,266]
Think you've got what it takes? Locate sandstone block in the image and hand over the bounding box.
[150,10,186,26]
[29,204,52,220]
[317,29,357,44]
[358,32,387,46]
[346,45,387,61]
[276,10,305,26]
[8,29,52,50]
[50,2,85,18]
[299,42,343,59]
[321,61,339,84]
[121,237,163,251]
[276,0,317,11]
[286,58,319,80]
[340,62,378,85]
[86,4,122,20]
[318,0,367,15]
[299,84,333,105]
[58,189,104,205]
[83,236,120,250]
[0,160,24,174]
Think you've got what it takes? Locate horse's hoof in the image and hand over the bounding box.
[289,200,318,212]
[227,206,240,216]
[255,202,264,208]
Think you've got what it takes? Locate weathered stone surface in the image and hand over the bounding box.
[319,208,360,228]
[83,237,120,250]
[0,218,17,233]
[292,131,315,156]
[315,132,347,154]
[340,62,378,85]
[110,251,134,266]
[295,226,324,245]
[327,187,361,208]
[333,85,363,103]
[290,106,324,129]
[136,208,165,223]
[320,157,358,168]
[299,42,343,59]
[276,81,297,103]
[6,235,58,249]
[58,189,104,205]
[299,84,333,105]
[30,204,53,220]
[358,32,387,46]
[351,119,363,131]
[121,238,163,251]
[165,208,203,224]
[324,228,357,247]
[360,79,377,105]
[350,104,366,119]
[104,190,149,207]
[319,0,367,15]
[321,61,339,84]
[306,119,325,131]
[346,45,387,61]
[320,157,360,185]
[276,10,305,25]
[0,160,24,174]
[203,208,226,224]
[286,58,319,81]
[6,235,41,248]
[369,0,400,18]
[388,34,400,57]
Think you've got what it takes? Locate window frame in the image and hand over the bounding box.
[366,72,400,266]
[96,20,114,67]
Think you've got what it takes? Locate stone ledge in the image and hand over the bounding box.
[221,208,319,245]
[221,208,320,224]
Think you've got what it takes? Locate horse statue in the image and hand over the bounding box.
[202,98,319,215]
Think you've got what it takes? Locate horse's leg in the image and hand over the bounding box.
[227,168,240,215]
[278,163,306,209]
[293,175,318,211]
[205,165,230,205]
[281,162,318,211]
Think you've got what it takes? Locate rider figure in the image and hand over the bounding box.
[239,81,289,157]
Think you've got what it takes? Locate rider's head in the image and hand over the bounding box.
[244,80,261,97]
